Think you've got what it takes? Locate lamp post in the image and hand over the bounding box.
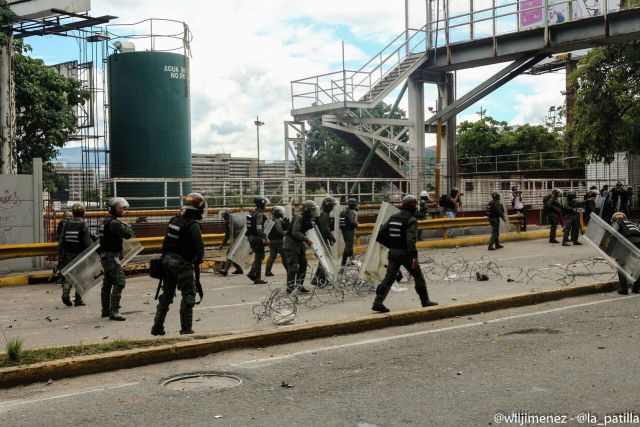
[254,116,264,163]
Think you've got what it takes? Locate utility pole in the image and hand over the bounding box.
[476,106,486,121]
[254,115,264,176]
[0,28,16,174]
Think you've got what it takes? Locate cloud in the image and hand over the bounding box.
[210,121,247,136]
[41,1,570,161]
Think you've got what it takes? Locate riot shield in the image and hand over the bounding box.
[227,218,274,268]
[359,202,400,283]
[307,225,338,283]
[499,199,511,233]
[61,238,144,297]
[330,202,341,260]
[583,213,640,283]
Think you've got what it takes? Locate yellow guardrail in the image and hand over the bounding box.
[1,215,522,261]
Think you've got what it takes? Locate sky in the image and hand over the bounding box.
[25,0,568,162]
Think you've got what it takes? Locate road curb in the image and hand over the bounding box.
[0,279,616,388]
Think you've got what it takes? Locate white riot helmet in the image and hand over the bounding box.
[107,197,129,216]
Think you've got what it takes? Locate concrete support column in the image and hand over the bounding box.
[32,157,43,269]
[407,73,425,196]
[0,30,16,175]
[437,72,457,194]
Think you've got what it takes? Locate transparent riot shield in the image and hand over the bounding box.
[499,199,511,233]
[583,213,640,283]
[359,202,400,283]
[227,218,274,268]
[61,238,144,297]
[330,202,341,260]
[307,225,338,283]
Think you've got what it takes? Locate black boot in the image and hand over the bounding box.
[73,293,86,306]
[151,325,166,336]
[61,290,72,307]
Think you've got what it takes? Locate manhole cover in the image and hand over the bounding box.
[162,373,242,391]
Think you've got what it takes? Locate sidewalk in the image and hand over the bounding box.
[0,239,618,350]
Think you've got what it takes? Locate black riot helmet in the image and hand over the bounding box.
[401,194,418,212]
[491,191,501,201]
[347,198,358,210]
[322,196,337,213]
[254,196,270,210]
[566,191,577,200]
[71,203,86,218]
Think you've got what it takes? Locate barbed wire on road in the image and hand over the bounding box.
[251,255,618,325]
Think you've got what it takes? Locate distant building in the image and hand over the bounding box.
[191,153,299,195]
[52,163,96,201]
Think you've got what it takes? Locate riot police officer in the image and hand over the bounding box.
[312,196,337,286]
[283,200,317,294]
[415,191,430,240]
[218,208,243,276]
[265,205,288,277]
[372,195,437,313]
[562,191,582,246]
[246,196,271,284]
[486,191,505,251]
[57,203,93,307]
[151,193,206,336]
[611,212,640,295]
[55,210,73,241]
[547,189,562,244]
[339,198,358,266]
[99,197,134,321]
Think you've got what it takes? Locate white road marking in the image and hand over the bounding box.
[232,295,638,368]
[194,301,258,311]
[0,382,140,411]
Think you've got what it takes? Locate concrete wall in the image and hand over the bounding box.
[0,158,44,274]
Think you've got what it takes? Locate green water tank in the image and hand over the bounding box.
[107,51,192,207]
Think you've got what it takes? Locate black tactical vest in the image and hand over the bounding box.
[246,211,263,237]
[485,201,499,218]
[62,220,85,255]
[339,209,356,231]
[386,212,410,250]
[162,216,199,261]
[618,219,640,238]
[99,218,123,254]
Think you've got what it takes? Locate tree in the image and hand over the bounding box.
[304,102,407,178]
[0,1,89,191]
[568,41,640,163]
[456,116,510,157]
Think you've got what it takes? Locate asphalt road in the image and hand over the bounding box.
[0,239,618,349]
[2,292,639,426]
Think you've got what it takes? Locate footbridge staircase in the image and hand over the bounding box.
[290,2,640,186]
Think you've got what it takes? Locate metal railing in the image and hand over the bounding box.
[428,0,630,49]
[1,214,524,261]
[458,151,583,174]
[291,26,427,111]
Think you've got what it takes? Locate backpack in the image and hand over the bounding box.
[439,194,448,208]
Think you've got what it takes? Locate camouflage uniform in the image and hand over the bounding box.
[153,214,205,334]
[57,217,93,305]
[373,209,433,309]
[561,195,582,245]
[339,208,358,266]
[547,195,562,243]
[246,209,268,282]
[99,217,134,317]
[486,199,504,250]
[265,216,287,275]
[283,213,315,293]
